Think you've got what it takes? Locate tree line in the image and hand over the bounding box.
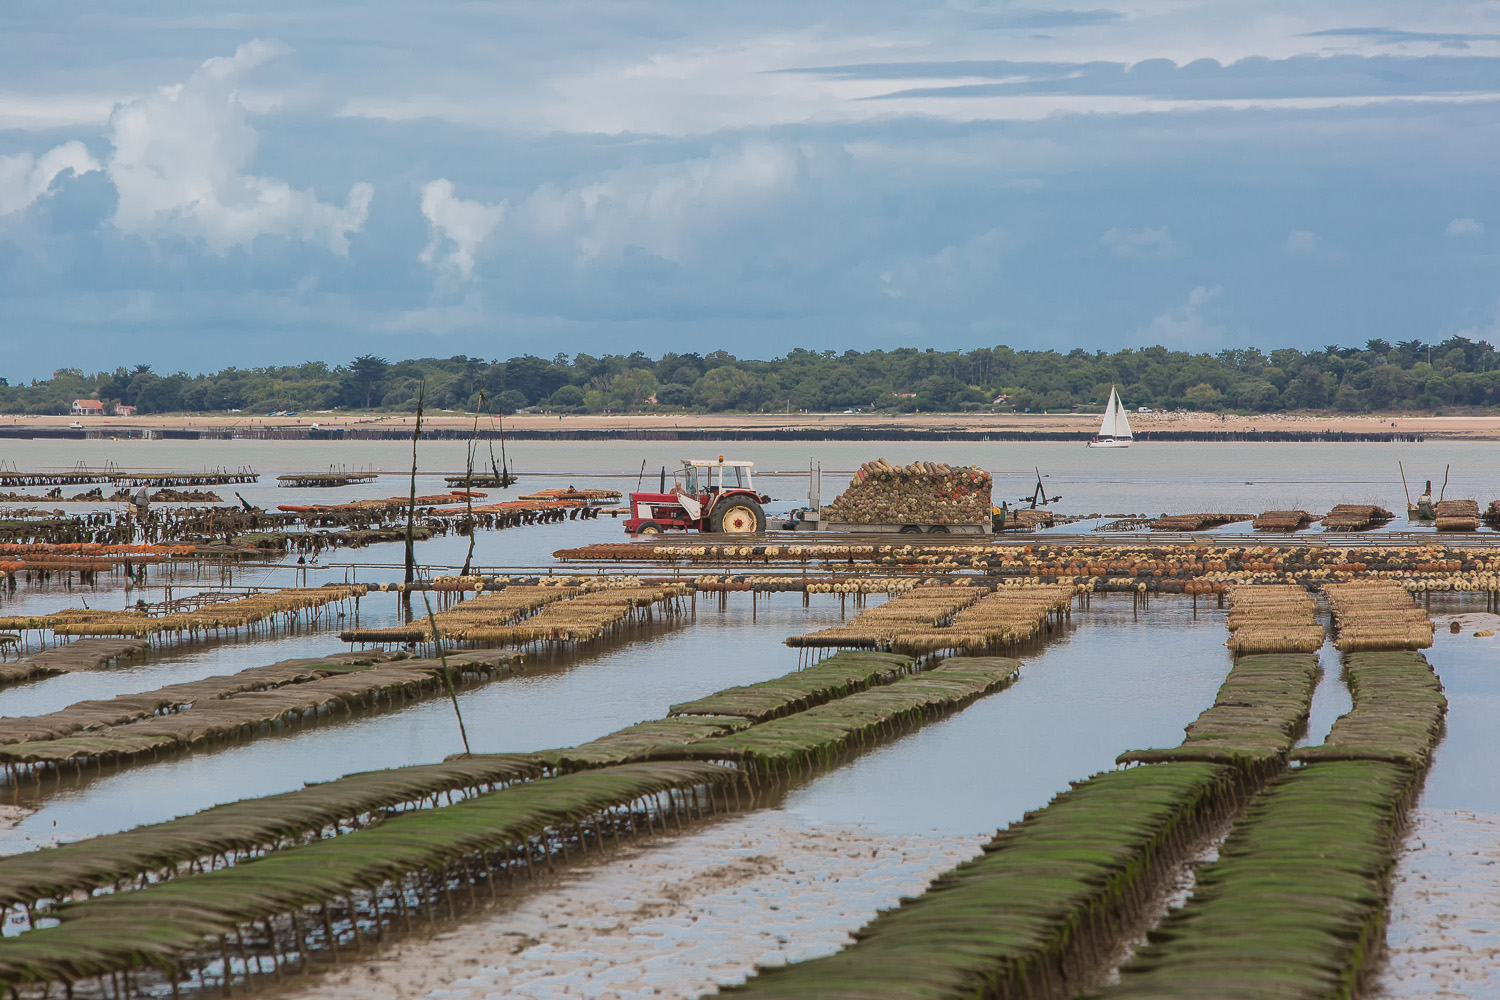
[6,337,1500,416]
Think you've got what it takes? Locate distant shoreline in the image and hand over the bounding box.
[3,410,1498,440]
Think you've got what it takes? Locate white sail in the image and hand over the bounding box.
[1089,386,1133,447]
[1097,389,1117,438]
[1111,388,1133,439]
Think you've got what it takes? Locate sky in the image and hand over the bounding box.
[2,1,1499,379]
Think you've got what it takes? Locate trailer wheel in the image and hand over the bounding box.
[927,525,950,534]
[899,525,922,534]
[712,499,766,533]
[636,523,663,534]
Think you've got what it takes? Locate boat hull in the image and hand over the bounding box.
[1087,438,1131,449]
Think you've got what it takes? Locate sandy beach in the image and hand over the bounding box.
[13,409,1500,439]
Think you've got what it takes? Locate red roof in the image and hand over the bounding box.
[73,400,104,407]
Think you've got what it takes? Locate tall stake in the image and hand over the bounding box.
[404,382,425,586]
[461,392,483,577]
[497,404,512,487]
[419,585,472,757]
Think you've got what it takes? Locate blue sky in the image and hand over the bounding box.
[1,1,1498,379]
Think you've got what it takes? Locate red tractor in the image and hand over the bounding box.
[625,458,771,534]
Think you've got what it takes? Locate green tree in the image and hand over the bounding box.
[547,385,586,409]
[345,355,390,409]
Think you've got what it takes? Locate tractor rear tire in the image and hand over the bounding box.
[711,498,766,534]
[636,523,663,534]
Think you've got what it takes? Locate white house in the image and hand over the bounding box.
[70,399,105,416]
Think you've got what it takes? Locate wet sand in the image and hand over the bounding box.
[1376,808,1500,999]
[14,410,1500,439]
[287,810,984,1000]
[0,805,33,830]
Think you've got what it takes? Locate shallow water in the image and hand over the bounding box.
[6,438,1500,540]
[0,593,857,852]
[1409,609,1500,815]
[2,438,1499,992]
[783,595,1231,835]
[1294,637,1353,749]
[191,594,1244,1000]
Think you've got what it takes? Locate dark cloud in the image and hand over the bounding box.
[4,4,1500,377]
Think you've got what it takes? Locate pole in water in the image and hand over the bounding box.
[404,382,425,586]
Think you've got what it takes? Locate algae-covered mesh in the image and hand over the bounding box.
[821,459,992,525]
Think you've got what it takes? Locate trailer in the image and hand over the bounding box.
[781,508,991,534]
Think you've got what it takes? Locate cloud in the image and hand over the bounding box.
[843,53,1500,104]
[1101,227,1177,260]
[515,142,802,263]
[1146,284,1224,346]
[0,95,120,131]
[969,8,1123,30]
[1284,229,1320,255]
[0,141,101,217]
[880,228,1012,299]
[419,179,506,278]
[107,41,373,254]
[1303,27,1500,49]
[1284,229,1342,259]
[1446,217,1484,237]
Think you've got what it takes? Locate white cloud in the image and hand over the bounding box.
[1446,217,1484,237]
[107,41,373,254]
[0,94,120,131]
[1101,226,1178,260]
[1146,284,1224,346]
[419,180,506,278]
[0,141,101,217]
[516,143,801,262]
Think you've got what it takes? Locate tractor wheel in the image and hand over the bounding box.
[636,523,663,534]
[711,498,766,534]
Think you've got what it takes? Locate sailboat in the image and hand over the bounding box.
[1087,386,1133,449]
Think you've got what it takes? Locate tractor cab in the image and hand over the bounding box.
[625,458,771,534]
